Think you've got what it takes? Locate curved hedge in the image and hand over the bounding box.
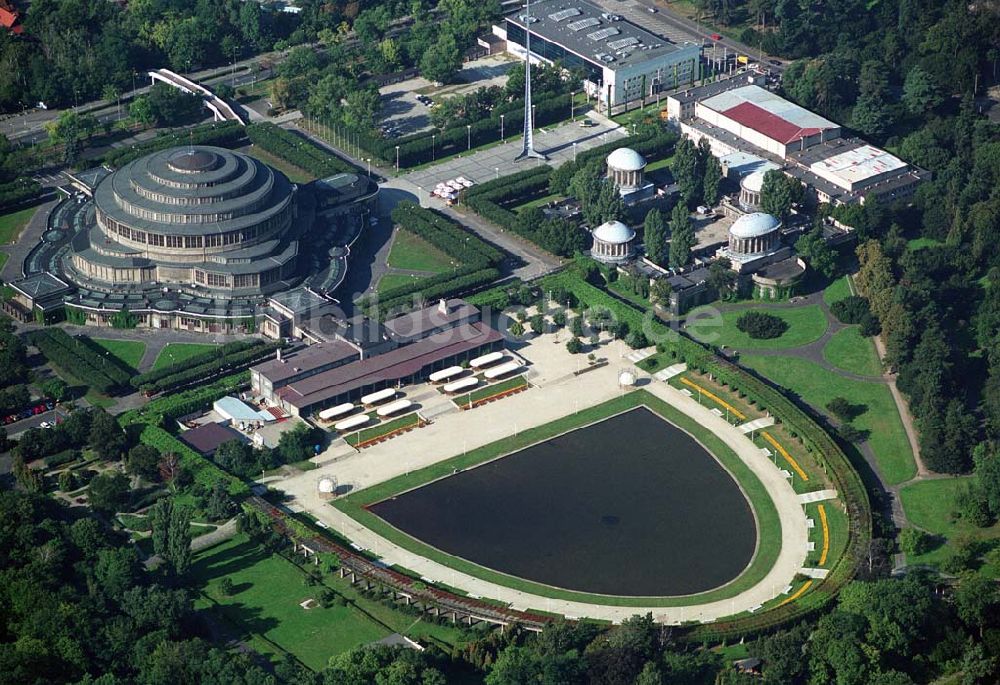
[28,329,132,394]
[246,122,359,176]
[101,121,245,168]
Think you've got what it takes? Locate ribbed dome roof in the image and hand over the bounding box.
[730,212,780,239]
[593,220,636,244]
[741,169,767,193]
[606,147,647,172]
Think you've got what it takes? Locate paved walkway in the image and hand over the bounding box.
[272,331,808,624]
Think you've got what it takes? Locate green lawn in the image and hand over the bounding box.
[899,477,1000,574]
[346,412,420,447]
[822,275,853,306]
[377,272,428,295]
[191,535,389,669]
[152,342,218,371]
[742,355,915,484]
[0,205,39,244]
[337,390,786,608]
[92,338,146,371]
[452,375,527,407]
[684,305,828,350]
[386,229,453,273]
[822,327,882,377]
[0,251,8,273]
[513,192,562,214]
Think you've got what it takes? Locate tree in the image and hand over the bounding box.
[88,471,130,514]
[126,444,161,481]
[902,66,942,115]
[760,170,799,220]
[420,34,462,84]
[90,409,128,461]
[566,337,583,354]
[702,153,722,207]
[167,504,193,575]
[672,136,700,206]
[643,209,668,265]
[853,93,892,139]
[650,279,672,306]
[668,203,695,269]
[736,311,788,339]
[826,397,863,422]
[707,259,736,299]
[955,572,998,636]
[898,528,933,556]
[795,227,838,278]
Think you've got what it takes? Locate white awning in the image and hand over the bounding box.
[484,360,522,380]
[334,414,370,431]
[444,377,479,393]
[470,351,505,368]
[429,365,464,383]
[376,399,413,417]
[361,388,397,405]
[318,403,355,421]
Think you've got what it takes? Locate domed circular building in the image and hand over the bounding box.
[591,220,636,264]
[606,148,654,204]
[739,169,767,210]
[69,146,300,295]
[728,212,781,257]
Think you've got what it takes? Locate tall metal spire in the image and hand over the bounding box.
[515,0,546,161]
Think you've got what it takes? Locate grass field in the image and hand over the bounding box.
[899,478,1000,575]
[0,205,38,244]
[242,146,315,184]
[0,252,8,273]
[685,305,828,350]
[192,535,389,669]
[453,375,527,407]
[336,389,786,608]
[92,338,146,371]
[152,342,218,371]
[513,192,562,214]
[822,275,852,306]
[822,327,882,377]
[907,237,943,252]
[346,412,420,447]
[377,272,427,295]
[386,229,453,273]
[741,355,915,484]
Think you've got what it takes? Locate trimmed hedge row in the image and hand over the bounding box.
[356,92,571,168]
[132,339,260,388]
[537,270,871,640]
[139,424,248,496]
[28,329,131,394]
[120,372,250,429]
[137,342,279,395]
[389,203,504,268]
[246,122,359,177]
[0,177,43,210]
[462,167,564,253]
[375,266,502,318]
[101,121,246,168]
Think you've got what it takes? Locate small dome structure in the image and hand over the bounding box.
[739,169,769,210]
[619,371,636,387]
[728,212,782,257]
[607,147,647,172]
[591,220,636,264]
[318,477,336,494]
[606,147,648,192]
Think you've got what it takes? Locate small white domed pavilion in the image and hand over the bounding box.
[606,148,655,205]
[739,169,767,210]
[728,212,781,257]
[591,220,636,264]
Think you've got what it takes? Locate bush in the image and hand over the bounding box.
[859,312,882,337]
[898,528,934,557]
[736,311,788,339]
[219,577,235,596]
[830,296,871,324]
[957,484,993,527]
[27,330,131,394]
[246,122,359,176]
[566,337,583,354]
[826,397,865,423]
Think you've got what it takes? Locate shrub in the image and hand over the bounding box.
[859,312,882,337]
[830,296,871,324]
[246,122,359,176]
[219,577,235,596]
[898,528,934,557]
[957,483,993,527]
[566,337,583,354]
[826,397,865,422]
[736,311,788,339]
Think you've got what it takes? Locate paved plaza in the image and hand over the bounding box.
[273,328,811,624]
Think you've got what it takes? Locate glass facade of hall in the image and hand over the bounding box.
[505,21,604,86]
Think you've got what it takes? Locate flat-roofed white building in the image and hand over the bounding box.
[496,0,701,108]
[695,85,840,159]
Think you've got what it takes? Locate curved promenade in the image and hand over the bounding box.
[278,334,810,624]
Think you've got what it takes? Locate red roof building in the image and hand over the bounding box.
[0,1,23,34]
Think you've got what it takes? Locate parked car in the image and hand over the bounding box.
[39,421,52,429]
[579,118,596,127]
[769,59,782,66]
[710,33,722,40]
[647,7,657,12]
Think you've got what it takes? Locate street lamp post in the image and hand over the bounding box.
[571,91,576,121]
[431,134,436,160]
[500,114,505,142]
[466,124,471,150]
[366,158,371,178]
[573,141,577,161]
[495,167,499,179]
[395,145,400,173]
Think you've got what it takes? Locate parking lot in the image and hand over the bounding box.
[378,55,518,138]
